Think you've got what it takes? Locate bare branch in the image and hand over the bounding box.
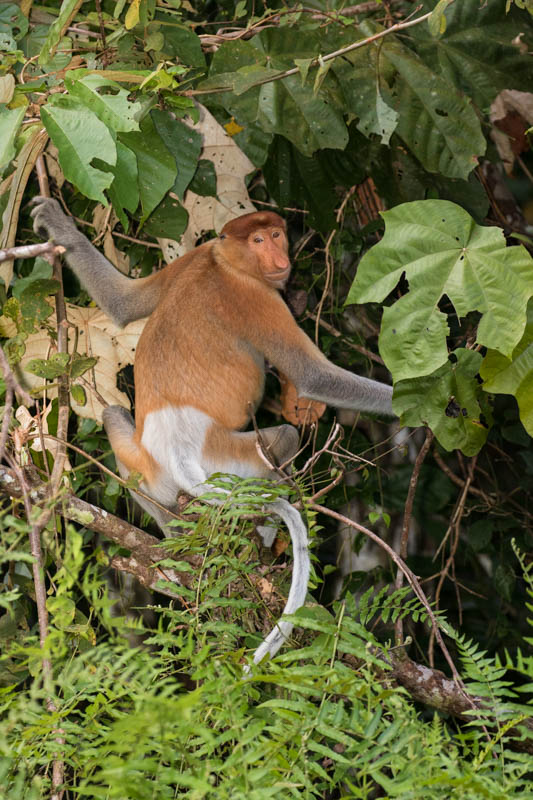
[0,241,65,263]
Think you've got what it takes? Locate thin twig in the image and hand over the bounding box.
[35,157,70,495]
[314,186,356,345]
[429,456,477,667]
[28,155,69,800]
[6,455,65,800]
[0,464,197,595]
[305,312,385,365]
[394,429,433,645]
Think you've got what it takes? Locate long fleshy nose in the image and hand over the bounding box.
[271,243,290,271]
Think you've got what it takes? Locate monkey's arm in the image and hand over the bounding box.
[253,296,395,418]
[31,197,165,327]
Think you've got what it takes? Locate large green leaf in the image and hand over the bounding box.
[0,3,28,41]
[256,74,348,156]
[347,200,533,381]
[143,195,188,241]
[0,106,25,170]
[66,74,143,132]
[40,95,116,204]
[394,349,491,456]
[384,44,486,180]
[158,14,206,68]
[120,115,176,224]
[413,0,533,107]
[481,302,533,437]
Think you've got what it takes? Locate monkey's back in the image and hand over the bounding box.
[134,243,268,433]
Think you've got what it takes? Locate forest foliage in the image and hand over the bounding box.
[1,0,533,797]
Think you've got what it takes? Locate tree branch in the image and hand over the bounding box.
[0,241,65,263]
[0,465,198,597]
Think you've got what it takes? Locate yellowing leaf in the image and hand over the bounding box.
[125,0,141,29]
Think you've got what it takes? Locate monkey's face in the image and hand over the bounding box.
[247,226,291,288]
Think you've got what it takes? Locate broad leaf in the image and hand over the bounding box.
[144,195,188,240]
[263,136,337,232]
[21,305,146,422]
[120,115,176,224]
[481,302,533,436]
[413,0,533,108]
[189,160,217,197]
[26,352,70,380]
[385,44,486,179]
[0,3,28,41]
[12,258,53,299]
[394,349,491,456]
[332,39,399,146]
[159,15,206,68]
[19,280,60,333]
[41,95,116,204]
[347,200,533,381]
[67,74,143,132]
[206,37,348,157]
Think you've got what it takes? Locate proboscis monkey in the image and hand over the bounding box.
[31,197,394,665]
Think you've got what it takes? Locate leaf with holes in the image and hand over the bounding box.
[393,349,491,456]
[347,200,533,382]
[66,74,143,132]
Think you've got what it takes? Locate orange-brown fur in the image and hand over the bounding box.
[130,213,299,486]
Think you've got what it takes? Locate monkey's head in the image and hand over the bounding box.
[218,211,291,289]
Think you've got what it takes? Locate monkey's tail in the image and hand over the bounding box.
[251,498,310,666]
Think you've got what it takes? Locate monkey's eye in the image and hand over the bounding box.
[254,236,264,244]
[272,231,280,239]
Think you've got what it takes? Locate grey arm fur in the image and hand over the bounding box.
[31,197,161,327]
[297,361,394,417]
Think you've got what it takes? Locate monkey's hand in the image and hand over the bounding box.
[30,197,84,250]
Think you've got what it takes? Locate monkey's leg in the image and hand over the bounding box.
[103,406,179,531]
[203,423,299,479]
